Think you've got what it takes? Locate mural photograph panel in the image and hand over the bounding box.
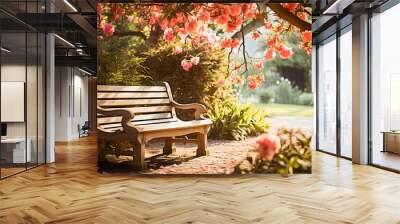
[97,3,313,175]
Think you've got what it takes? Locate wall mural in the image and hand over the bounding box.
[97,3,312,175]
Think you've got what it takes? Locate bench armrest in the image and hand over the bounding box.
[171,101,207,120]
[97,107,138,134]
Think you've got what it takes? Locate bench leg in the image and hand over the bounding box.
[97,138,107,167]
[132,141,146,170]
[196,132,208,156]
[163,137,176,155]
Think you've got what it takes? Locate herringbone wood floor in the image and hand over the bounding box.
[1,136,400,224]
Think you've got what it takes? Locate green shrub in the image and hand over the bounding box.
[234,128,312,175]
[206,99,269,140]
[258,89,274,103]
[297,92,314,106]
[263,73,282,88]
[272,78,302,104]
[141,42,234,105]
[98,38,234,106]
[98,37,150,85]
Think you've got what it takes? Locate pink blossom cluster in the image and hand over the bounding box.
[181,56,200,72]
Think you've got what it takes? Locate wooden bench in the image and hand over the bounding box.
[97,82,212,170]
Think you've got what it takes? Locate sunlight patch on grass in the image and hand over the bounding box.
[255,103,314,117]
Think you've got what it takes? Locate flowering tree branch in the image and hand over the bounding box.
[266,4,311,31]
[113,30,147,39]
[231,3,311,41]
[240,22,248,72]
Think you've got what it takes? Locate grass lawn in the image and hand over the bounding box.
[255,103,314,117]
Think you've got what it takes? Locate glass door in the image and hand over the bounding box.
[317,36,337,154]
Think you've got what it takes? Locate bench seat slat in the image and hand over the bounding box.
[136,120,212,133]
[98,98,171,107]
[99,118,180,130]
[98,113,172,124]
[98,85,166,92]
[97,106,172,117]
[99,119,211,133]
[97,92,169,99]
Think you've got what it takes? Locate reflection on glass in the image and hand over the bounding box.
[0,1,46,178]
[318,37,337,154]
[340,29,352,158]
[371,3,400,171]
[27,31,38,169]
[1,31,27,177]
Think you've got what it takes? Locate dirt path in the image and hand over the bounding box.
[141,116,313,174]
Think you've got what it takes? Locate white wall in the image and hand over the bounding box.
[1,64,26,138]
[54,67,89,141]
[1,63,46,164]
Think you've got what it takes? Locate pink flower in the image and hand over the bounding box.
[126,15,133,23]
[97,3,102,15]
[248,81,258,90]
[253,61,264,69]
[251,32,261,40]
[229,75,244,85]
[163,28,175,42]
[299,13,308,21]
[301,31,312,42]
[190,56,200,65]
[230,62,241,70]
[256,75,265,82]
[217,79,226,85]
[169,18,178,27]
[150,15,158,25]
[220,38,232,49]
[98,19,105,29]
[216,14,229,25]
[229,5,242,16]
[264,22,273,29]
[103,23,114,36]
[185,17,198,33]
[199,11,210,22]
[256,134,281,160]
[230,38,240,48]
[172,46,183,55]
[278,45,294,59]
[264,48,276,61]
[282,3,299,12]
[160,18,169,31]
[226,22,238,32]
[181,60,193,71]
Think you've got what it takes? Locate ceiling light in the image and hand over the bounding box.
[323,0,354,15]
[54,34,75,48]
[1,47,11,53]
[63,0,78,12]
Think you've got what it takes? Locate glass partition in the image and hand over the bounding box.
[370,3,400,171]
[339,28,352,158]
[0,1,46,179]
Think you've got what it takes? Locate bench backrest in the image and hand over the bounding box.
[97,84,177,132]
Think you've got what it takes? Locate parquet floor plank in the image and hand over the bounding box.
[0,136,399,223]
